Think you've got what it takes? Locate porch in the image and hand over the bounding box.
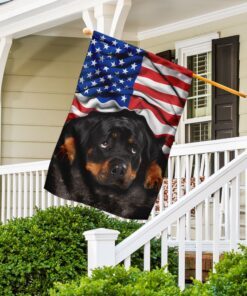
[1,0,247,291]
[1,136,246,288]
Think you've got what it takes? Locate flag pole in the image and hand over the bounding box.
[192,73,247,98]
[82,28,247,99]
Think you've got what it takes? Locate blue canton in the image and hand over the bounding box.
[76,31,145,107]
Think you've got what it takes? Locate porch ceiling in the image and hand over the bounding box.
[0,0,247,40]
[38,0,247,40]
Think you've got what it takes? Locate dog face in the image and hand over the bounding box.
[84,116,144,190]
[46,111,166,219]
[58,111,165,192]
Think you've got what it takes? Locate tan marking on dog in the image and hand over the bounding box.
[112,132,118,138]
[144,161,163,190]
[128,138,134,144]
[86,160,109,178]
[60,137,76,163]
[125,164,137,182]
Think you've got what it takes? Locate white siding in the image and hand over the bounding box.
[2,35,88,164]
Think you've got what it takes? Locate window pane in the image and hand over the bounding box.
[187,52,211,119]
[185,122,211,143]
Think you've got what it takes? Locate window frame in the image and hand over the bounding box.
[175,33,219,144]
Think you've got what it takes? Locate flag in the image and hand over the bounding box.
[68,30,193,156]
[45,30,193,219]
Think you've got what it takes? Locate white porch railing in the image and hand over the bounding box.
[1,136,247,225]
[0,161,80,224]
[84,150,247,289]
[155,136,247,243]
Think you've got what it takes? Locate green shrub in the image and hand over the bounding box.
[183,245,247,296]
[0,206,178,295]
[50,265,181,296]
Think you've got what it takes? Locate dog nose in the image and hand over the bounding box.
[110,161,127,177]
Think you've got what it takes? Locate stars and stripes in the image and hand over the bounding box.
[67,30,193,156]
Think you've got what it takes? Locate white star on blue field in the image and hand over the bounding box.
[76,31,145,107]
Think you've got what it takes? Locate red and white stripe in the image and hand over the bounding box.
[129,52,192,155]
[67,52,192,156]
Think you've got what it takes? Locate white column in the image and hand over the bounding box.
[94,3,116,35]
[84,228,120,276]
[82,0,132,38]
[0,37,12,163]
[110,0,132,38]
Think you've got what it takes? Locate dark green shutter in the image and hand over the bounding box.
[212,35,239,139]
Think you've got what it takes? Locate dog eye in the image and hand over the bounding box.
[131,147,137,154]
[100,141,108,149]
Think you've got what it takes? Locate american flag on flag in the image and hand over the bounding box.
[68,30,193,156]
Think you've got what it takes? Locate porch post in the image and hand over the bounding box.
[0,37,12,163]
[82,0,132,38]
[83,228,119,276]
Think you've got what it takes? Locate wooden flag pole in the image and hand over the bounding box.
[82,27,247,98]
[192,73,247,98]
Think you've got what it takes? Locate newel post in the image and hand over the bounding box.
[83,228,120,276]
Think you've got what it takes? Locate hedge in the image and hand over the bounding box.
[0,206,178,295]
[50,245,247,296]
[50,266,181,296]
[183,244,247,296]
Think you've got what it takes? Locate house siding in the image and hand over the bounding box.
[2,35,88,164]
[139,13,247,138]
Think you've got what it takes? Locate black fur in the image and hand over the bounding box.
[45,110,166,219]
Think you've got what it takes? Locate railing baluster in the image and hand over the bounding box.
[204,153,210,240]
[195,202,203,281]
[167,157,172,235]
[143,241,151,271]
[35,171,40,209]
[185,155,191,240]
[47,191,52,208]
[176,156,181,198]
[12,173,17,218]
[168,157,172,207]
[213,189,220,271]
[18,173,22,218]
[29,172,33,217]
[1,175,6,223]
[176,156,181,236]
[200,154,205,177]
[161,229,168,268]
[223,151,230,239]
[234,150,240,243]
[60,195,65,206]
[54,194,59,207]
[195,154,199,186]
[158,181,164,213]
[6,174,11,221]
[124,256,131,270]
[41,170,45,210]
[189,155,193,177]
[178,215,186,290]
[66,199,72,206]
[23,172,28,217]
[230,177,238,250]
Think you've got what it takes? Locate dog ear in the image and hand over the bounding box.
[55,114,102,163]
[54,119,77,163]
[60,136,76,163]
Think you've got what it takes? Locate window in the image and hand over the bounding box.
[175,33,219,144]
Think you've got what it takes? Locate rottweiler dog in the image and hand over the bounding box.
[45,110,166,219]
